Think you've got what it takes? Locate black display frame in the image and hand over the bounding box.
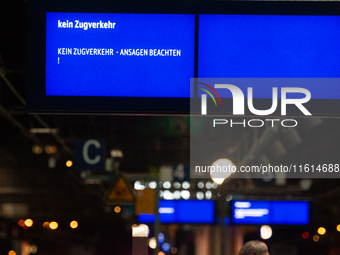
[27,0,340,115]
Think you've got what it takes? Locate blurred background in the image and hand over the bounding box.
[1,0,340,255]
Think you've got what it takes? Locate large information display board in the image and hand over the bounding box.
[46,13,195,97]
[198,14,340,98]
[27,0,340,115]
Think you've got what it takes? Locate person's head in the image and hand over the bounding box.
[238,240,269,255]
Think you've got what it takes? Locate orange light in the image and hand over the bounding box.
[32,145,43,154]
[66,160,73,167]
[45,145,58,154]
[313,235,320,242]
[131,224,138,229]
[43,222,50,229]
[8,251,16,255]
[18,220,25,227]
[317,227,326,235]
[49,221,58,230]
[70,221,78,229]
[337,224,340,232]
[24,219,33,227]
[114,206,121,213]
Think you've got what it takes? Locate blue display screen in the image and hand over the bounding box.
[138,200,215,224]
[46,13,195,97]
[232,200,309,225]
[198,15,340,99]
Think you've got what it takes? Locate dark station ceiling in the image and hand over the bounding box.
[1,1,340,252]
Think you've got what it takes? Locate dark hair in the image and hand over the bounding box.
[238,240,269,255]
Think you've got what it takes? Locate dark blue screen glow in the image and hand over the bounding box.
[198,15,340,99]
[176,200,215,223]
[232,200,309,225]
[272,201,309,225]
[46,13,195,97]
[138,200,215,224]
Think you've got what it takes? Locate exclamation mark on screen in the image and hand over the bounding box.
[58,57,60,64]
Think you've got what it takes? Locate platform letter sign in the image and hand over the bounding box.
[74,139,105,171]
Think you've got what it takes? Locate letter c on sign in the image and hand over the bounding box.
[83,139,101,165]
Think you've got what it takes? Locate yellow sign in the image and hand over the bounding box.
[103,174,135,204]
[135,189,156,215]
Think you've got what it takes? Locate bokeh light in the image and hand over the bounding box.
[18,220,25,227]
[70,221,78,229]
[49,221,58,230]
[302,232,309,239]
[138,224,149,235]
[32,145,43,154]
[66,160,73,167]
[317,227,326,235]
[114,206,121,213]
[171,247,178,254]
[24,219,33,227]
[313,235,320,242]
[260,225,272,239]
[43,222,50,229]
[149,237,157,249]
[211,158,235,184]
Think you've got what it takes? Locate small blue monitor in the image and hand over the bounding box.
[138,200,215,224]
[232,200,309,225]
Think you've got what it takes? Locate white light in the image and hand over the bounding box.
[260,225,272,240]
[181,190,190,199]
[163,181,171,189]
[205,182,212,189]
[110,149,123,158]
[159,207,175,214]
[138,224,150,235]
[205,190,212,199]
[226,195,233,201]
[149,237,157,249]
[196,192,204,200]
[173,191,181,200]
[134,181,145,190]
[173,182,181,189]
[132,225,149,237]
[212,182,218,189]
[300,179,313,191]
[182,181,190,189]
[163,190,174,200]
[30,128,58,134]
[149,181,157,189]
[26,244,38,254]
[197,182,204,189]
[234,209,269,219]
[235,202,251,208]
[211,177,225,185]
[211,158,235,185]
[159,191,164,198]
